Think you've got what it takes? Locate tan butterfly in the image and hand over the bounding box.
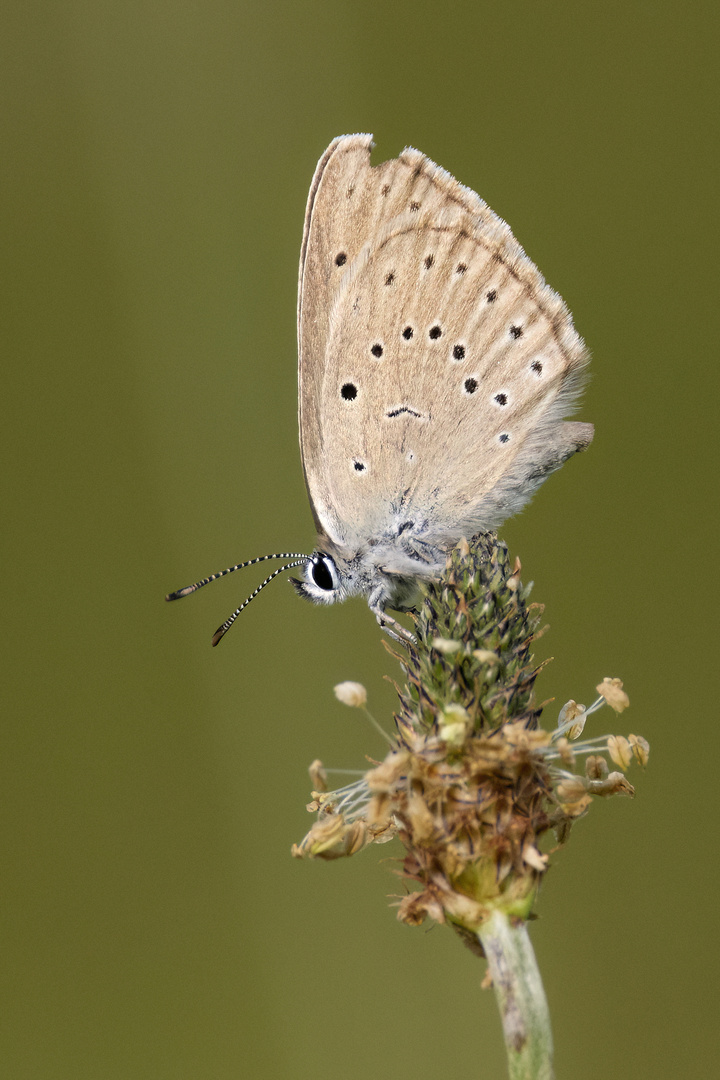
[167,134,592,644]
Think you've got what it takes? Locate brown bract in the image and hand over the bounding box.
[386,722,554,930]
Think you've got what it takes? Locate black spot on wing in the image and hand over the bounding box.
[387,406,422,419]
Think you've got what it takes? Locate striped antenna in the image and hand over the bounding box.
[211,560,307,647]
[165,552,309,602]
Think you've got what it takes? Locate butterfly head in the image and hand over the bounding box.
[289,546,384,607]
[290,536,445,615]
[166,537,443,646]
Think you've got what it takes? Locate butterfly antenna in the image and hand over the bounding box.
[165,552,309,601]
[211,560,307,647]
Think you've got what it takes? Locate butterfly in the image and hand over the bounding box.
[167,134,592,645]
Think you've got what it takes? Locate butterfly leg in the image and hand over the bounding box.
[368,601,417,645]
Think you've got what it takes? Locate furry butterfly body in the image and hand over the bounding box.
[294,134,592,635]
[167,134,592,644]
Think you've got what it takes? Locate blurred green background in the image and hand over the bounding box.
[3,2,718,1077]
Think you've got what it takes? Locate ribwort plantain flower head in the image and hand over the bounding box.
[293,536,649,940]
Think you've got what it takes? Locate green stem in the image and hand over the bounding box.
[477,909,554,1080]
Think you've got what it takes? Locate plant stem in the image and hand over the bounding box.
[477,909,554,1080]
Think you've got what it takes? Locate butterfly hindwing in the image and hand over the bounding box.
[298,135,591,550]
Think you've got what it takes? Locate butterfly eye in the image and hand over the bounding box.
[310,554,339,592]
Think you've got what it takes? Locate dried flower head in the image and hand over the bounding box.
[293,536,648,941]
[334,681,367,708]
[596,677,630,713]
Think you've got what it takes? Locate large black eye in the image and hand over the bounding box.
[311,555,336,591]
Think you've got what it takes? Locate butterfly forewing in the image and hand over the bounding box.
[298,135,591,549]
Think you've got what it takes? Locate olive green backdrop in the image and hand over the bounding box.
[3,2,718,1077]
